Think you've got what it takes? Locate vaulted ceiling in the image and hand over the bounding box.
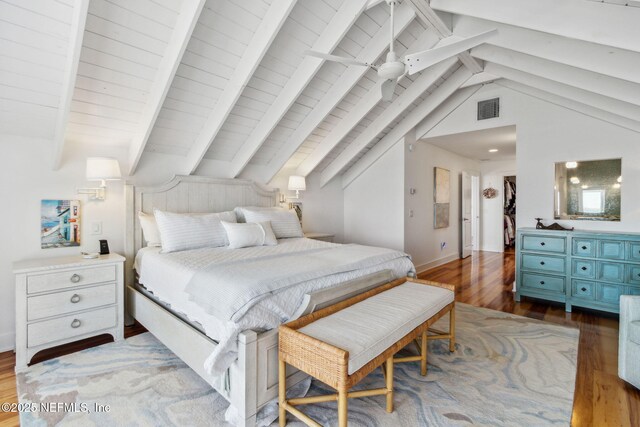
[2,0,640,188]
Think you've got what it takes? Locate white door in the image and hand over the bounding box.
[461,171,473,258]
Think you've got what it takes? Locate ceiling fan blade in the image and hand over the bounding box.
[403,29,498,75]
[381,79,396,102]
[304,50,376,69]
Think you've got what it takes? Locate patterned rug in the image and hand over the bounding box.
[17,303,579,426]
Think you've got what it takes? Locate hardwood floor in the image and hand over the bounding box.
[0,251,638,426]
[418,250,640,427]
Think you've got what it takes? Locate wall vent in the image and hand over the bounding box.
[477,98,500,120]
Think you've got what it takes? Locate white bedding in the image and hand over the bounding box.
[135,238,415,376]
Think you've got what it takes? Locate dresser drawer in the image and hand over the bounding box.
[27,306,117,348]
[572,259,595,278]
[627,286,640,296]
[572,280,595,300]
[27,265,116,294]
[572,239,596,257]
[521,273,565,293]
[597,261,625,283]
[521,235,566,253]
[27,283,116,321]
[598,240,625,260]
[522,254,566,274]
[596,283,624,305]
[626,264,640,285]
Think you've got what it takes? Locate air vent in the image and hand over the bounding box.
[477,98,500,120]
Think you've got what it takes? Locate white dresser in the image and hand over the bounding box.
[14,253,125,371]
[304,232,335,243]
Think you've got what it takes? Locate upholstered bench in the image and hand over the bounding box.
[278,277,455,427]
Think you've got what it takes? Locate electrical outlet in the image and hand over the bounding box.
[440,242,446,251]
[409,209,414,218]
[91,221,102,235]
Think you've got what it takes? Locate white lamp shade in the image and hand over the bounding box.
[86,157,121,181]
[288,175,306,191]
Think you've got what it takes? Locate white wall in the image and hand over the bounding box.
[344,141,405,251]
[479,159,517,252]
[0,137,128,351]
[405,140,481,272]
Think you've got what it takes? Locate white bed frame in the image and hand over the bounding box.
[124,175,395,427]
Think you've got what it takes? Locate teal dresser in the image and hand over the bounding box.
[516,228,640,313]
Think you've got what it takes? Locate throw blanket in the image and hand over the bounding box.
[185,244,410,322]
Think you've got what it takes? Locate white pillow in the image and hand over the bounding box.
[241,208,303,239]
[138,211,162,247]
[221,221,277,249]
[154,210,236,253]
[234,206,285,223]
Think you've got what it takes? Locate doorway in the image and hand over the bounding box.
[461,172,480,258]
[504,175,516,251]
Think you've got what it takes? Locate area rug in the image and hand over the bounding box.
[17,303,579,426]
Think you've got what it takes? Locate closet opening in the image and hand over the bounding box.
[504,175,516,251]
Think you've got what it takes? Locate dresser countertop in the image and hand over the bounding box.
[13,253,125,274]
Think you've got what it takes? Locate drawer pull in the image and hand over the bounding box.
[70,294,81,304]
[540,281,545,285]
[581,287,587,292]
[581,266,588,271]
[540,261,545,265]
[540,242,546,246]
[582,245,588,250]
[70,274,81,283]
[70,319,81,329]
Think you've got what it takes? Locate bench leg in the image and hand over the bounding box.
[279,359,286,427]
[421,330,428,376]
[386,356,394,413]
[449,305,456,353]
[338,387,348,427]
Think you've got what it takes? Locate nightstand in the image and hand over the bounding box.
[13,253,125,371]
[304,232,335,243]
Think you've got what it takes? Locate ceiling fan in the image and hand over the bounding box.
[305,0,497,102]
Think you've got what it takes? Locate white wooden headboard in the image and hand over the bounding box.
[124,175,279,286]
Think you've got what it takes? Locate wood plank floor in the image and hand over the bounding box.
[0,250,638,426]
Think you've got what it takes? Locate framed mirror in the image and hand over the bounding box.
[554,159,621,221]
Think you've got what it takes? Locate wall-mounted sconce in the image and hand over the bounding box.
[288,175,306,199]
[77,157,122,200]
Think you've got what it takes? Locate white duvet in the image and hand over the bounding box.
[135,238,415,376]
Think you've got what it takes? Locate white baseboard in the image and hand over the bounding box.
[0,331,15,353]
[415,253,460,274]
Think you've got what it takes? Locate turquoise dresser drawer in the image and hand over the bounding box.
[522,235,566,253]
[628,242,640,261]
[627,286,640,296]
[572,238,596,257]
[626,264,640,284]
[596,283,624,305]
[522,254,565,274]
[572,259,595,279]
[597,261,625,283]
[572,280,595,300]
[599,240,625,260]
[521,273,565,293]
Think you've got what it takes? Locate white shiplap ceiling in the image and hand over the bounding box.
[2,0,640,188]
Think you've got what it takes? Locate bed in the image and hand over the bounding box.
[124,175,415,427]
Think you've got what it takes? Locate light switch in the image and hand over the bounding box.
[91,221,102,235]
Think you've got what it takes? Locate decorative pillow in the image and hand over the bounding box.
[241,208,303,239]
[234,206,285,223]
[154,210,236,253]
[138,211,162,247]
[221,221,278,249]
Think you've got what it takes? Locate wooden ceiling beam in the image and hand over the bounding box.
[180,0,298,176]
[227,0,370,179]
[405,0,483,73]
[342,67,476,188]
[431,0,640,53]
[321,57,459,187]
[295,28,440,178]
[126,0,206,176]
[52,0,89,170]
[259,2,416,184]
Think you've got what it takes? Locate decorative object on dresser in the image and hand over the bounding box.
[516,228,640,313]
[14,253,125,371]
[40,200,80,249]
[288,175,306,199]
[534,218,574,231]
[303,232,335,243]
[619,295,640,389]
